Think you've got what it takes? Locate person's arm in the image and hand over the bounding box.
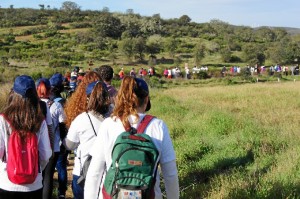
[45,104,55,149]
[84,133,106,199]
[161,160,179,199]
[38,121,52,170]
[160,121,180,199]
[84,157,106,199]
[63,138,79,150]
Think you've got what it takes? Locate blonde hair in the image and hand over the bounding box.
[112,76,147,130]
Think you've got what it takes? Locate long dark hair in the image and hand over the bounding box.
[87,81,111,115]
[2,88,44,139]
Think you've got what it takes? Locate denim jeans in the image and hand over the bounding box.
[55,146,68,196]
[72,175,84,199]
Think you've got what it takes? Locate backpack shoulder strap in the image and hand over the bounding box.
[47,99,54,108]
[86,112,97,137]
[54,97,63,103]
[137,115,155,134]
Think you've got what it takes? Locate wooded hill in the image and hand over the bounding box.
[0,1,300,71]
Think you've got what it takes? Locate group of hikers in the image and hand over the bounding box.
[0,65,179,199]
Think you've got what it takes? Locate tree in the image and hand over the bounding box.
[140,17,162,36]
[194,43,206,65]
[255,27,276,42]
[178,15,191,26]
[126,9,134,15]
[39,4,45,10]
[133,37,146,61]
[220,47,232,62]
[61,1,80,12]
[120,14,141,38]
[243,44,265,66]
[119,38,134,61]
[92,13,123,39]
[235,26,254,42]
[146,35,163,56]
[164,37,179,58]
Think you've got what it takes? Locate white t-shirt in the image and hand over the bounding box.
[0,116,52,192]
[49,101,66,152]
[66,112,103,176]
[84,113,176,199]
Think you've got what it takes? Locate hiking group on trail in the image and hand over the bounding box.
[0,65,179,199]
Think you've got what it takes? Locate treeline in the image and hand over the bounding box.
[0,1,300,68]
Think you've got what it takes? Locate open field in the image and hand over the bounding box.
[1,79,300,198]
[149,81,300,198]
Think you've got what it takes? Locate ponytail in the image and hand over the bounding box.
[112,76,139,130]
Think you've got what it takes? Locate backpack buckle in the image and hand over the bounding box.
[130,127,137,135]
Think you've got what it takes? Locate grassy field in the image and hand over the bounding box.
[149,81,300,198]
[1,79,300,198]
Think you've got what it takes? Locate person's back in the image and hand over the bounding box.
[63,80,110,199]
[84,77,179,199]
[0,75,52,199]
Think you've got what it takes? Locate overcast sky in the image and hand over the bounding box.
[1,0,299,28]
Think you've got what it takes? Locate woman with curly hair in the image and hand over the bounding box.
[64,71,101,128]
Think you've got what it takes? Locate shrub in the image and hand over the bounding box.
[49,59,71,68]
[30,72,42,81]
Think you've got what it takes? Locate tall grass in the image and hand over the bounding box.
[149,81,300,199]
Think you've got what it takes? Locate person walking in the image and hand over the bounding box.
[84,76,179,199]
[0,75,52,199]
[36,76,67,199]
[63,81,111,199]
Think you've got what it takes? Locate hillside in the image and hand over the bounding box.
[0,6,300,83]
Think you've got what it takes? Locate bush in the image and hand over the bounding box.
[148,76,164,88]
[192,71,209,79]
[30,72,42,81]
[49,59,71,68]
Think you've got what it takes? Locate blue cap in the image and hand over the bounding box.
[135,78,149,93]
[134,78,151,111]
[36,77,51,89]
[86,81,107,95]
[50,73,63,87]
[13,75,36,97]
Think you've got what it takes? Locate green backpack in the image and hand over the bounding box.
[102,115,159,199]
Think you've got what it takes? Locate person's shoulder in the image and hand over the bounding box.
[151,116,165,125]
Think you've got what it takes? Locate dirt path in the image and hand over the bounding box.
[53,159,74,199]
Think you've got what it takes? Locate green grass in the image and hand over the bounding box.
[148,81,300,198]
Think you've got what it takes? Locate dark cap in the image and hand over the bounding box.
[13,75,36,97]
[36,77,51,89]
[86,81,107,95]
[50,73,64,87]
[134,78,151,111]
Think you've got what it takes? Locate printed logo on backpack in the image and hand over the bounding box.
[102,115,159,199]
